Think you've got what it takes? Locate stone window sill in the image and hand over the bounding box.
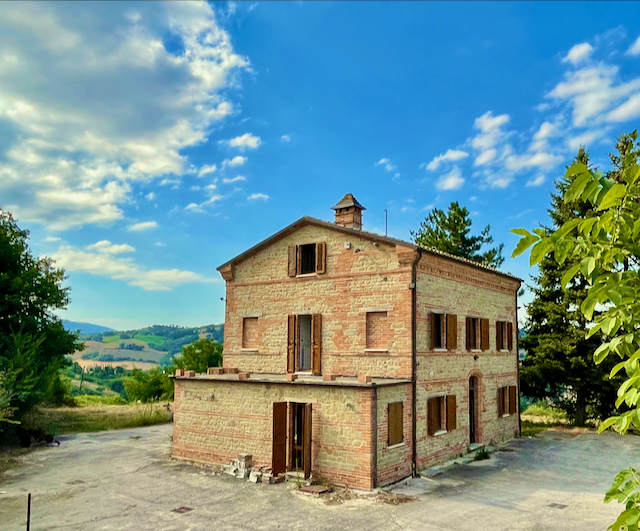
[241,348,259,353]
[387,442,405,450]
[470,349,482,353]
[502,413,511,418]
[433,348,447,352]
[296,273,318,278]
[433,429,448,437]
[364,348,388,353]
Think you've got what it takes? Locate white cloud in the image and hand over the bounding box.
[566,129,609,151]
[393,173,400,179]
[0,2,248,230]
[155,241,166,247]
[504,152,563,172]
[469,196,477,202]
[43,236,61,242]
[220,133,262,150]
[420,204,434,212]
[247,193,268,201]
[424,149,469,171]
[51,244,214,291]
[626,36,640,56]
[86,240,135,254]
[562,43,594,65]
[198,164,217,177]
[474,148,497,166]
[281,134,291,142]
[435,166,464,191]
[145,192,156,201]
[471,112,511,166]
[376,158,390,165]
[127,221,158,232]
[222,176,246,184]
[607,93,640,122]
[221,156,246,169]
[184,203,201,212]
[375,158,396,171]
[400,206,412,212]
[525,175,546,187]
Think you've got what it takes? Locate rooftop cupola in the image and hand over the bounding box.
[331,193,365,231]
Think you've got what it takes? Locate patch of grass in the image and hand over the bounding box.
[73,395,128,406]
[521,420,557,437]
[103,335,120,343]
[22,402,173,435]
[134,334,165,347]
[473,447,491,461]
[522,401,568,420]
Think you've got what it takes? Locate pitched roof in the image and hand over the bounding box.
[331,193,366,211]
[217,216,521,283]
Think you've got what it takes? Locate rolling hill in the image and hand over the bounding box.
[64,320,114,334]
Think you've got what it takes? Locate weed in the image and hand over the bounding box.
[473,447,491,461]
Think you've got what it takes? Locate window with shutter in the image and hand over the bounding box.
[446,314,457,351]
[446,395,457,431]
[432,313,445,349]
[480,318,490,350]
[466,317,482,350]
[427,395,456,435]
[311,314,322,375]
[288,242,327,276]
[287,315,296,373]
[288,246,297,277]
[507,322,514,351]
[315,242,326,274]
[509,386,517,415]
[388,402,403,446]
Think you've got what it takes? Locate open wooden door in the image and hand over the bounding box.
[302,403,312,479]
[272,402,287,475]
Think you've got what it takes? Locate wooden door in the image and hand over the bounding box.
[469,377,477,444]
[272,402,287,475]
[302,403,312,479]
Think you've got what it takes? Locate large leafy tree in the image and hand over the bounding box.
[174,338,222,373]
[0,209,79,420]
[411,202,505,268]
[513,131,640,530]
[520,148,619,425]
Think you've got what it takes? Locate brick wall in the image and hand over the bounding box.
[172,379,377,490]
[376,384,413,486]
[222,224,413,378]
[414,254,520,471]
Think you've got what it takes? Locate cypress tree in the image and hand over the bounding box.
[520,148,620,425]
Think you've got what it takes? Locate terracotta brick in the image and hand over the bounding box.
[358,374,372,383]
[322,374,336,381]
[207,367,224,375]
[224,368,239,374]
[238,372,251,380]
[286,373,298,381]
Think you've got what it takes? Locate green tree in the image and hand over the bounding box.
[512,131,640,530]
[520,148,619,425]
[174,338,222,373]
[0,209,79,420]
[124,367,173,402]
[411,202,505,268]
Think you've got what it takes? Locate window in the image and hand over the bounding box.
[427,395,457,436]
[242,317,259,349]
[496,321,514,351]
[431,313,457,350]
[288,242,326,276]
[287,314,322,374]
[466,317,489,351]
[366,311,389,349]
[388,402,403,446]
[498,386,517,417]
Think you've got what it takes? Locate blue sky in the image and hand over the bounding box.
[2,2,640,329]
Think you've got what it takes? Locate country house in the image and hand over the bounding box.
[172,194,521,489]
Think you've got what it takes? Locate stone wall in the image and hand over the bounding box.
[172,379,377,490]
[414,253,520,471]
[222,223,413,378]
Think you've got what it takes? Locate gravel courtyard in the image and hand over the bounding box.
[1,423,637,531]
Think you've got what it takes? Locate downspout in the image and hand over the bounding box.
[411,248,422,477]
[372,384,378,488]
[515,286,521,436]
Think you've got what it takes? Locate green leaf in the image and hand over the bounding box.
[598,183,626,211]
[530,239,554,266]
[511,235,538,258]
[598,416,620,434]
[561,263,581,289]
[555,219,581,238]
[594,342,611,364]
[566,170,594,202]
[609,290,623,306]
[510,228,532,237]
[611,361,627,378]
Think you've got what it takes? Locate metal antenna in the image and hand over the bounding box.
[384,209,388,236]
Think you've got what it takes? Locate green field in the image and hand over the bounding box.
[133,334,165,347]
[103,335,120,343]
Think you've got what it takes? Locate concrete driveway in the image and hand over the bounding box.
[0,424,637,530]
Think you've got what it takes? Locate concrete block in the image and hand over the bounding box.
[358,374,372,383]
[249,470,262,483]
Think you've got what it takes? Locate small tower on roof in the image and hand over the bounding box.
[331,193,365,231]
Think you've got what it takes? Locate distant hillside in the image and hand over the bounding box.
[77,323,224,367]
[64,320,114,334]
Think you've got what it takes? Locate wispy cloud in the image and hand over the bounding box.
[221,156,247,169]
[220,133,262,150]
[248,193,268,201]
[127,221,158,232]
[423,149,469,171]
[435,166,464,191]
[86,240,135,254]
[198,164,217,177]
[376,158,396,172]
[525,175,546,187]
[43,236,61,242]
[222,176,246,184]
[281,134,291,142]
[627,36,640,56]
[562,43,594,65]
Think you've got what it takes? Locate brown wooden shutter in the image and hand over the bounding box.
[287,315,296,373]
[446,314,457,351]
[430,313,437,351]
[497,388,504,418]
[509,386,517,415]
[496,322,502,350]
[388,402,403,446]
[446,395,457,431]
[427,397,438,436]
[466,317,472,351]
[481,318,490,350]
[311,314,322,375]
[272,402,287,475]
[288,246,297,277]
[315,242,326,274]
[288,402,295,470]
[507,322,514,351]
[303,403,312,478]
[296,245,303,275]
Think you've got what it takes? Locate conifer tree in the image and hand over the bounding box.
[520,148,620,425]
[411,202,504,268]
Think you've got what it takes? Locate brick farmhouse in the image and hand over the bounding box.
[172,194,521,489]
